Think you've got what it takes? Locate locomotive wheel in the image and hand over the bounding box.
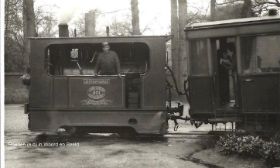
[35,133,48,143]
[65,127,89,137]
[65,127,77,135]
[74,128,89,137]
[118,129,136,139]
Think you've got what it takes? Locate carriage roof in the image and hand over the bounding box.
[185,16,280,31]
[185,16,280,39]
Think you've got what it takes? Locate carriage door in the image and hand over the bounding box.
[211,37,239,112]
[189,39,214,114]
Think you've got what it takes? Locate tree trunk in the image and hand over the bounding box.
[85,10,96,36]
[5,0,10,33]
[171,0,179,88]
[210,0,216,21]
[178,0,187,91]
[241,0,254,18]
[23,0,36,68]
[131,0,141,35]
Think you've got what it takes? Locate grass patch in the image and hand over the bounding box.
[216,133,280,167]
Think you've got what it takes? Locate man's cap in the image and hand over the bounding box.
[102,42,109,47]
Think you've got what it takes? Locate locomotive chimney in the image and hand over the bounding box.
[58,24,69,37]
[85,10,96,36]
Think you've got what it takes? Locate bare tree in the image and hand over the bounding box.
[178,0,187,90]
[241,0,254,17]
[170,0,188,91]
[35,5,58,37]
[216,0,243,5]
[171,0,179,83]
[254,0,280,15]
[85,10,96,36]
[22,0,36,67]
[73,14,86,37]
[210,0,217,20]
[186,11,208,24]
[216,0,280,18]
[110,19,132,36]
[5,0,24,72]
[131,0,141,35]
[255,0,280,7]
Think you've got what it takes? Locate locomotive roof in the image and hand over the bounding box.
[28,35,170,40]
[185,15,280,31]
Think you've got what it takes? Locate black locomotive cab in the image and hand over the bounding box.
[26,36,168,135]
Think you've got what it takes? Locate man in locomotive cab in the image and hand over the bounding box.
[94,42,121,75]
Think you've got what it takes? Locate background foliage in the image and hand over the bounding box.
[4,0,280,72]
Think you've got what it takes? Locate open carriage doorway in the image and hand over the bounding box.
[211,37,238,110]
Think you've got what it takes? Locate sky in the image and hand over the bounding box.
[35,0,213,36]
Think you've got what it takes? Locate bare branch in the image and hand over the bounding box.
[255,0,280,7]
[216,0,244,6]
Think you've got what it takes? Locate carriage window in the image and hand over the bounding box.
[46,43,149,76]
[241,35,280,74]
[190,39,209,75]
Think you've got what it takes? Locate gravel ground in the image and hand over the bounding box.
[5,104,212,168]
[4,104,266,168]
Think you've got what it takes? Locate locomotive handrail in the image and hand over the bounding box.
[165,64,191,131]
[165,65,189,97]
[95,74,125,77]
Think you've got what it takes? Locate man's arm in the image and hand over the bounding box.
[94,55,101,75]
[114,52,121,74]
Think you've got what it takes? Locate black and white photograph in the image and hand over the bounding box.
[1,0,280,168]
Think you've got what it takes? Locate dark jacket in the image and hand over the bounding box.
[95,50,121,75]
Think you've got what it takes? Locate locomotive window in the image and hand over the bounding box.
[241,35,280,74]
[189,39,209,75]
[46,43,149,76]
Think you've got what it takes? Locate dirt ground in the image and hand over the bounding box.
[5,104,266,168]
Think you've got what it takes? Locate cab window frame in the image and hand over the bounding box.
[45,42,151,77]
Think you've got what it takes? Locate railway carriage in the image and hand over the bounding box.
[185,16,280,131]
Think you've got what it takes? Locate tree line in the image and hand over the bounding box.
[4,0,280,72]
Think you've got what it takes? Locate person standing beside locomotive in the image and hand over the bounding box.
[218,48,231,105]
[219,43,238,107]
[94,42,121,75]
